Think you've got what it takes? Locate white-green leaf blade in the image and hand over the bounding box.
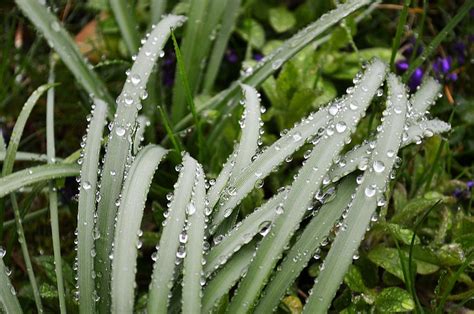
[255,177,356,312]
[202,243,256,313]
[304,74,408,313]
[147,153,197,313]
[227,59,387,313]
[111,145,167,313]
[76,99,108,314]
[182,163,207,313]
[205,190,286,276]
[0,253,22,314]
[109,0,140,55]
[94,15,186,311]
[0,164,79,198]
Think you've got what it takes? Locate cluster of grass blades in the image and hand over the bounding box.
[0,0,455,313]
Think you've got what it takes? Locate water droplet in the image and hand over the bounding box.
[186,203,196,216]
[335,122,347,133]
[130,74,141,86]
[115,126,126,137]
[258,221,271,237]
[372,160,385,173]
[364,185,376,198]
[386,150,395,158]
[51,21,60,32]
[82,181,91,190]
[328,104,338,116]
[292,132,302,142]
[271,59,283,70]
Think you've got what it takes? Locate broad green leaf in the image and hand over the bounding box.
[0,254,22,314]
[375,287,415,312]
[237,19,265,49]
[269,7,296,33]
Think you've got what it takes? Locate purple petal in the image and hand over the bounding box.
[408,68,424,91]
[395,59,409,73]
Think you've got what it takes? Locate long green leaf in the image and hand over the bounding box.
[45,61,66,314]
[1,84,56,313]
[207,84,261,213]
[0,252,22,314]
[151,0,167,24]
[304,74,408,313]
[15,0,114,108]
[94,15,186,311]
[147,153,197,312]
[0,151,50,162]
[111,145,167,313]
[109,0,140,55]
[227,59,387,313]
[171,0,209,121]
[77,99,108,314]
[202,0,241,93]
[182,163,207,313]
[255,177,356,312]
[0,164,79,198]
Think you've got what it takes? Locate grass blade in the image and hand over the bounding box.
[255,177,357,312]
[403,0,474,80]
[0,152,50,162]
[147,153,197,312]
[389,0,411,71]
[182,163,207,313]
[76,99,108,314]
[94,15,186,311]
[15,0,115,108]
[202,0,241,93]
[202,243,256,313]
[207,84,261,211]
[0,252,22,313]
[1,84,57,313]
[111,145,167,313]
[46,60,66,314]
[109,0,140,54]
[171,0,209,121]
[409,77,441,120]
[304,74,408,313]
[170,30,204,160]
[133,115,149,155]
[227,59,387,313]
[0,164,79,198]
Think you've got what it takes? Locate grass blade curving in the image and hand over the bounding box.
[0,252,22,313]
[109,0,140,55]
[182,163,207,313]
[227,59,387,313]
[76,99,108,314]
[207,84,261,211]
[45,60,66,314]
[409,77,441,120]
[304,74,409,313]
[0,164,79,198]
[147,153,198,312]
[111,145,167,313]
[255,177,357,312]
[1,84,57,313]
[15,0,115,108]
[94,15,186,311]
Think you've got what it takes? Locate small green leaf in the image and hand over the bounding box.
[269,6,296,33]
[237,19,265,48]
[382,223,420,245]
[344,265,368,293]
[281,295,303,314]
[375,287,415,312]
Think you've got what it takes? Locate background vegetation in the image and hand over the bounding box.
[0,0,473,312]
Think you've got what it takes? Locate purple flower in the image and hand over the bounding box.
[408,68,424,91]
[395,59,409,72]
[253,53,263,62]
[447,72,458,82]
[453,187,464,199]
[432,57,452,75]
[225,49,238,64]
[467,181,474,190]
